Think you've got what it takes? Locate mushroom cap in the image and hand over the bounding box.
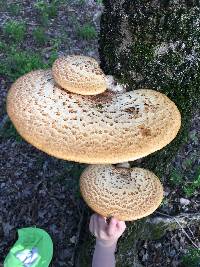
[80,165,164,221]
[52,55,107,95]
[7,70,181,164]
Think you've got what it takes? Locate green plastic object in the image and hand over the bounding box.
[4,227,53,267]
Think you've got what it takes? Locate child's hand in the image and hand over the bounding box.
[89,214,126,247]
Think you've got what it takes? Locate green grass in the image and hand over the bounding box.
[0,45,58,83]
[96,0,103,4]
[170,169,183,186]
[49,37,62,50]
[7,3,21,16]
[3,20,26,42]
[33,27,48,45]
[0,1,22,15]
[34,0,58,17]
[34,0,64,26]
[47,50,59,66]
[183,167,200,197]
[0,28,58,82]
[170,167,200,197]
[0,118,22,142]
[0,0,6,11]
[183,158,193,169]
[0,6,61,82]
[0,41,6,51]
[181,248,200,267]
[0,16,60,81]
[77,23,97,40]
[0,46,46,80]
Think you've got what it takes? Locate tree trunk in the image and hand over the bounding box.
[76,1,200,266]
[99,0,200,175]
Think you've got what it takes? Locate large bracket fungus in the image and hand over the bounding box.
[6,55,181,221]
[7,69,181,164]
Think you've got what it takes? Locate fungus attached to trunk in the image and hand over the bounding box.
[80,164,163,221]
[52,55,107,95]
[7,69,181,164]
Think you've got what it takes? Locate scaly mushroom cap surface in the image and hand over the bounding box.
[7,70,181,164]
[80,165,164,221]
[52,55,107,95]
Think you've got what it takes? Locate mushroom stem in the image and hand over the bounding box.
[116,162,130,168]
[106,75,127,93]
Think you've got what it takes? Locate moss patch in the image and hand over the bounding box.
[99,0,200,176]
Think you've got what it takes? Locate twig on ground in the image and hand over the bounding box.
[173,217,199,249]
[153,211,200,249]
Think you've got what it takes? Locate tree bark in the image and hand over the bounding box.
[99,0,200,175]
[76,1,200,266]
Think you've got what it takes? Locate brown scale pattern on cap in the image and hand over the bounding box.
[52,55,107,95]
[80,165,164,221]
[7,70,181,164]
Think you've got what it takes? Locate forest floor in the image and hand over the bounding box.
[0,1,199,266]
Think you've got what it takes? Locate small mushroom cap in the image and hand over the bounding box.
[80,165,164,221]
[52,55,107,95]
[7,70,181,164]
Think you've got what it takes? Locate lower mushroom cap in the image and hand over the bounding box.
[80,165,164,221]
[7,70,181,164]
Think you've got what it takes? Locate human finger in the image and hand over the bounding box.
[97,214,106,228]
[107,217,118,237]
[96,214,106,236]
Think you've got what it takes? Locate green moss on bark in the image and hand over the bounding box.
[77,2,200,266]
[99,0,200,175]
